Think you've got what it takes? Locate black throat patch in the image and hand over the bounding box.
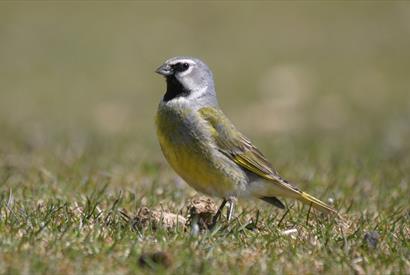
[163,76,190,102]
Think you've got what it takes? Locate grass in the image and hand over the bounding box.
[0,118,408,274]
[0,3,409,275]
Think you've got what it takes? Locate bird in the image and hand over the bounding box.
[155,56,337,225]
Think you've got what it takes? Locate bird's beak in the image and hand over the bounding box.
[155,63,173,76]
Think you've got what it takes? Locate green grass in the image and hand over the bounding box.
[0,3,409,274]
[0,130,408,274]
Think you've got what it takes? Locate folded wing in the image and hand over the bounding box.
[198,107,337,214]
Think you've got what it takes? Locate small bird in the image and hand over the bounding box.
[155,56,337,224]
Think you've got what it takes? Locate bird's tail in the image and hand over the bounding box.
[298,191,337,215]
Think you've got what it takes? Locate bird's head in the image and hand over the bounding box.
[155,56,217,105]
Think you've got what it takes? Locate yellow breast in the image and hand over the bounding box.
[155,103,238,197]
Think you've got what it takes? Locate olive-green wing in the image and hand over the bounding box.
[198,107,286,183]
[198,107,338,215]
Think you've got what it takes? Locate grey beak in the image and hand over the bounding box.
[155,63,173,76]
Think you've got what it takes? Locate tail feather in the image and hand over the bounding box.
[260,196,285,209]
[261,174,338,215]
[298,192,337,215]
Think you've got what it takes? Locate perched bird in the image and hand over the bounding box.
[155,56,337,224]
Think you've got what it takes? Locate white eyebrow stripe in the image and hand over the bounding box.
[171,59,196,65]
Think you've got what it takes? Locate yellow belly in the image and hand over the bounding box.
[156,105,239,197]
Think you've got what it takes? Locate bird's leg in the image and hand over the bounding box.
[226,197,236,222]
[210,199,227,227]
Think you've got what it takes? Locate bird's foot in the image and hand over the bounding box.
[209,197,237,229]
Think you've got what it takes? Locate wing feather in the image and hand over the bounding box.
[198,107,298,191]
[198,107,338,215]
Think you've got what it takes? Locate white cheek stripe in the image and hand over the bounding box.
[162,86,207,104]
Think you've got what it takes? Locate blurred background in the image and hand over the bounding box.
[0,2,409,199]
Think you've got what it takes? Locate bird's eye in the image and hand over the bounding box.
[172,62,190,72]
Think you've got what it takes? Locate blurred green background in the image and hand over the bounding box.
[1,2,409,183]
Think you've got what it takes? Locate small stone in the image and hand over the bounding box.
[281,228,298,236]
[363,231,380,249]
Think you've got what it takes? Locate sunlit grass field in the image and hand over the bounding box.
[0,3,409,274]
